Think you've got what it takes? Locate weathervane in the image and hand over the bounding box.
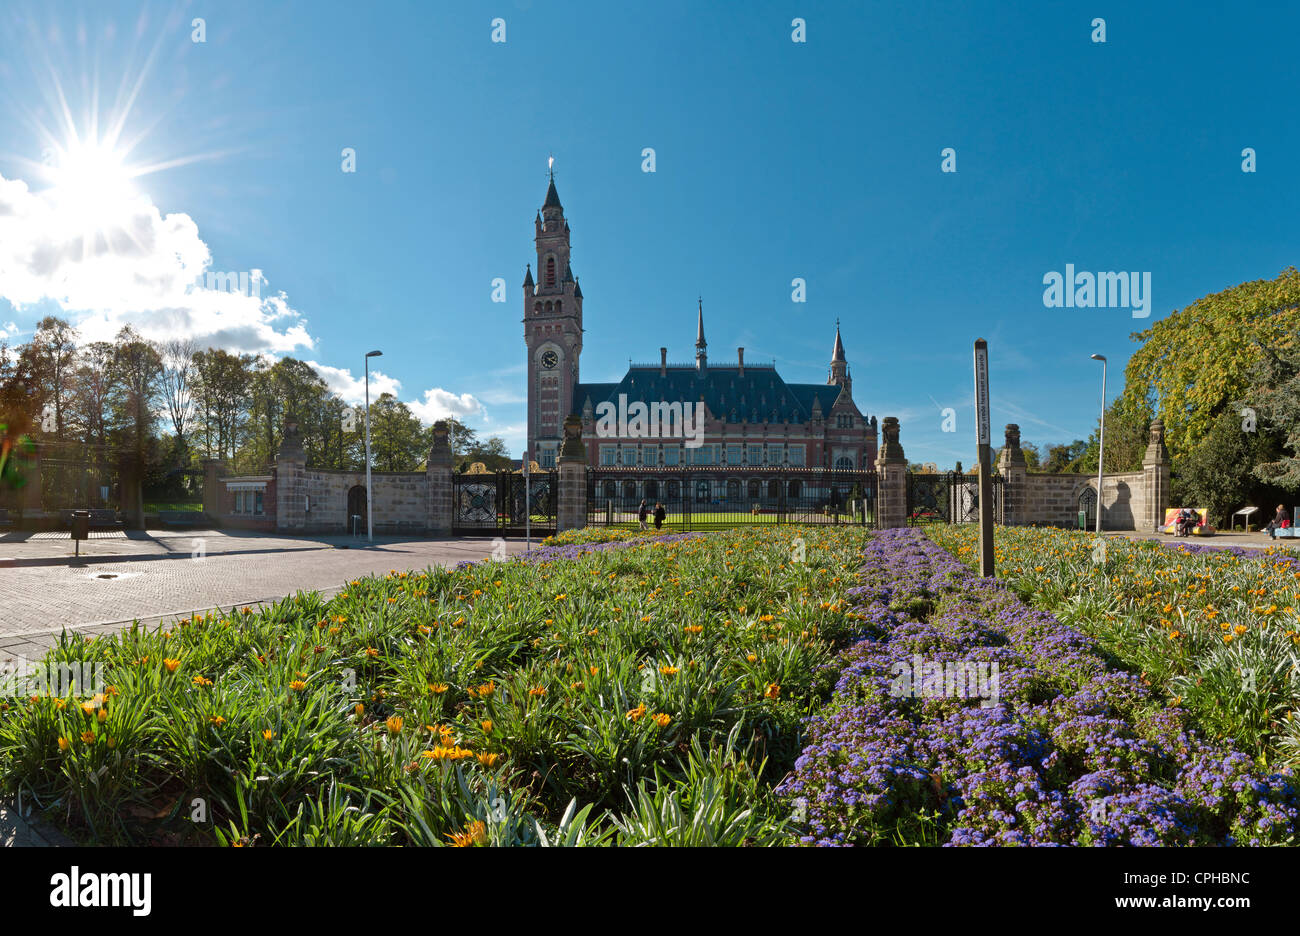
[548,153,555,180]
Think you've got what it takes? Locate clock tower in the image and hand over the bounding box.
[523,167,583,467]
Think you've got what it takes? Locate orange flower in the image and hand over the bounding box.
[481,719,493,733]
[386,715,404,734]
[651,713,671,728]
[626,704,647,722]
[528,686,547,697]
[289,680,307,691]
[764,683,781,700]
[447,820,488,847]
[262,729,276,741]
[477,752,502,767]
[163,658,181,673]
[428,683,449,694]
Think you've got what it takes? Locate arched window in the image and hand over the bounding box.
[767,480,781,500]
[546,257,557,287]
[545,301,553,313]
[603,480,616,499]
[666,480,680,502]
[696,480,711,503]
[747,480,761,499]
[835,456,854,470]
[534,301,542,313]
[555,300,562,313]
[726,479,740,501]
[788,479,802,498]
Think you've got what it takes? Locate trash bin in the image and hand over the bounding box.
[1078,510,1087,530]
[71,509,90,541]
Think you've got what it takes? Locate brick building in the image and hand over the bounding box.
[522,173,877,473]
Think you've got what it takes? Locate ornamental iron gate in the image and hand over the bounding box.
[586,466,877,531]
[452,471,557,536]
[907,471,1002,526]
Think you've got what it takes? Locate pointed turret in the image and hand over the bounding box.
[543,175,562,211]
[522,264,534,290]
[828,319,851,394]
[695,298,707,374]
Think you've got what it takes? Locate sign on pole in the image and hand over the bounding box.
[973,339,995,577]
[974,341,991,447]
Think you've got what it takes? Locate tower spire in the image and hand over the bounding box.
[831,317,846,362]
[828,319,850,393]
[695,298,707,374]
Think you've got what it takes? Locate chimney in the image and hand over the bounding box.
[660,347,667,377]
[737,347,745,377]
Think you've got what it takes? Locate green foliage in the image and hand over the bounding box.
[1171,409,1287,525]
[1121,266,1300,456]
[0,526,866,845]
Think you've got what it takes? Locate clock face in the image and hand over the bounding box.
[540,350,558,370]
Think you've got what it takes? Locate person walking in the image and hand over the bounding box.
[653,503,666,530]
[1267,504,1292,539]
[638,499,649,531]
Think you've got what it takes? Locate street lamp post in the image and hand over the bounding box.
[1091,354,1107,535]
[364,350,383,542]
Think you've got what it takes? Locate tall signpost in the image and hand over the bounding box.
[974,339,995,577]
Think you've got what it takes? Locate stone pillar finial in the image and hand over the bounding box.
[560,414,586,461]
[278,418,305,462]
[427,420,453,467]
[1143,418,1170,466]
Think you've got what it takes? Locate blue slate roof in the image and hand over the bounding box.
[574,365,855,425]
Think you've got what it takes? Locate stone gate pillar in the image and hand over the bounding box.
[275,420,306,532]
[202,457,226,518]
[556,415,588,533]
[426,420,453,536]
[874,416,907,529]
[119,452,144,529]
[1141,419,1171,532]
[996,423,1027,525]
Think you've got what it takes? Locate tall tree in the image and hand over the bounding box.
[368,393,427,471]
[193,349,253,461]
[108,327,163,454]
[21,316,79,440]
[159,339,197,458]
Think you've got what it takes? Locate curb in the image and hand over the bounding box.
[0,799,76,847]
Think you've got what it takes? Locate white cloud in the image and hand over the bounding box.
[307,360,403,405]
[0,320,19,340]
[408,388,484,425]
[0,171,313,353]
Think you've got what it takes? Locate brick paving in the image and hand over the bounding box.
[0,529,533,656]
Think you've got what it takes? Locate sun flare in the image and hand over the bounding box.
[47,138,138,231]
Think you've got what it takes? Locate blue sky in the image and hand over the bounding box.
[1,0,1297,466]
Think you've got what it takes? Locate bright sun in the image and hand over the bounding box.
[49,140,138,230]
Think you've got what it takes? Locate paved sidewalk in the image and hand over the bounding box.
[1109,529,1300,551]
[0,530,535,657]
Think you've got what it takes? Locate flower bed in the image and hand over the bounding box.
[780,528,1300,846]
[928,525,1300,763]
[0,526,865,846]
